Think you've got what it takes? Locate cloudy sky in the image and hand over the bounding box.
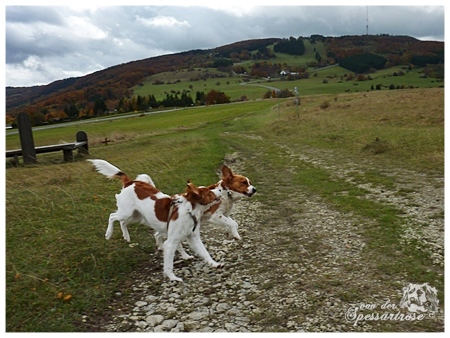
[4,1,446,87]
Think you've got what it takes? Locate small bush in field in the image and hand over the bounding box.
[320,100,330,109]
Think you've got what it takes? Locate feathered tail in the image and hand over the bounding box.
[87,159,132,186]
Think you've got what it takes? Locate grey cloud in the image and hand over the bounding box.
[5,5,444,87]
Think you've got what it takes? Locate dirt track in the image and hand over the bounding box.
[90,144,444,332]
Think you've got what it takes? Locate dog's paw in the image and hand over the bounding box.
[166,271,183,282]
[181,254,194,260]
[227,232,241,240]
[169,276,183,283]
[105,233,112,240]
[211,262,224,269]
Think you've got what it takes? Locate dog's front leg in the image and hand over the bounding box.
[186,229,224,269]
[210,214,241,240]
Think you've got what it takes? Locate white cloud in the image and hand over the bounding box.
[203,4,256,17]
[136,15,190,28]
[66,15,108,39]
[22,55,41,69]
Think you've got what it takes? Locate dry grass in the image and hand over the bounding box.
[270,88,444,173]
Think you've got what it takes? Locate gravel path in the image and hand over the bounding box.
[94,146,444,332]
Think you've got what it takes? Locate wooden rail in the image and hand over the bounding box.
[6,113,88,165]
[6,140,88,163]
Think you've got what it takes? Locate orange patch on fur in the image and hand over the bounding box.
[134,181,178,223]
[206,201,221,214]
[154,197,179,223]
[134,181,160,200]
[185,186,218,208]
[118,172,134,187]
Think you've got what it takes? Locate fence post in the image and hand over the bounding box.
[17,112,37,164]
[76,131,89,154]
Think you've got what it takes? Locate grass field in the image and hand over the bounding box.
[5,88,444,331]
[131,64,443,102]
[130,41,443,101]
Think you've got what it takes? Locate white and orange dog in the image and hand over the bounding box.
[203,164,257,239]
[112,164,256,246]
[88,159,223,282]
[153,165,256,250]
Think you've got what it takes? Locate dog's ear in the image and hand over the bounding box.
[221,165,233,180]
[186,180,199,194]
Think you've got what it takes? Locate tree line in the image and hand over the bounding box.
[113,89,229,114]
[273,37,306,56]
[13,89,232,126]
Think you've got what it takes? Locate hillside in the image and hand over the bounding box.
[6,35,444,124]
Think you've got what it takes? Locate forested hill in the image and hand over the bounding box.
[5,38,280,112]
[6,35,443,121]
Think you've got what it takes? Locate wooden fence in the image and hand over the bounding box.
[6,112,88,165]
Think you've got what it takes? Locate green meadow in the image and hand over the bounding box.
[5,88,444,331]
[132,64,442,102]
[130,40,442,102]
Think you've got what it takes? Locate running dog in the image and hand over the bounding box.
[154,164,256,249]
[88,159,223,282]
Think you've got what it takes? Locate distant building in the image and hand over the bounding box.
[280,70,298,77]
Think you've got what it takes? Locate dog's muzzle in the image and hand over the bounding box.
[245,187,257,197]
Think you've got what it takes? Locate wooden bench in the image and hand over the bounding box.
[6,113,89,165]
[6,141,88,163]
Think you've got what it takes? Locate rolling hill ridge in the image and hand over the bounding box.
[6,35,443,124]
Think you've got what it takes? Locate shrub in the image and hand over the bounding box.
[320,100,330,109]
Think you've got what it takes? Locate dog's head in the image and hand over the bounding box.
[220,165,256,199]
[399,283,439,313]
[185,180,221,208]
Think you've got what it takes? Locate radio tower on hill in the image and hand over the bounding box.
[366,6,369,35]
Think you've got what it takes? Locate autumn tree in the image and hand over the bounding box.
[64,103,79,118]
[205,90,230,105]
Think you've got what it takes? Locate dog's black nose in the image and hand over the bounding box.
[248,188,256,197]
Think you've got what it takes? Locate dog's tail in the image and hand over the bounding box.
[87,159,132,186]
[135,174,156,187]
